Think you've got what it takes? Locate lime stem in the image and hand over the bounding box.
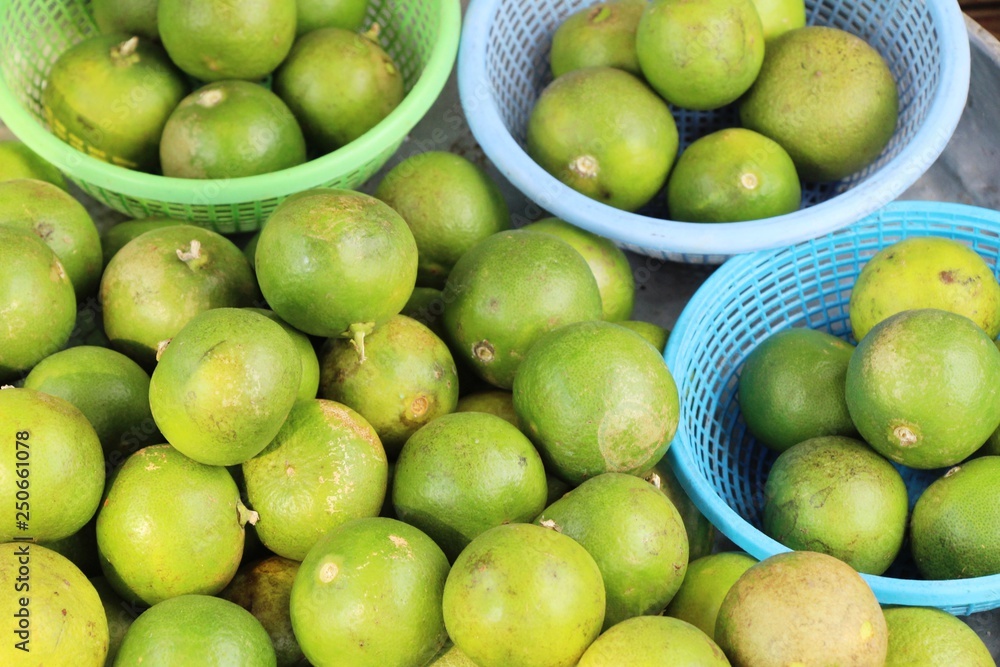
[364,23,382,42]
[176,240,208,270]
[347,322,376,363]
[154,338,171,362]
[237,499,259,527]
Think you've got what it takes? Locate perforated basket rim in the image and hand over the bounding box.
[457,0,971,259]
[664,200,1000,614]
[0,0,462,206]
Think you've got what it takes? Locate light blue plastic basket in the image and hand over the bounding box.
[458,0,970,264]
[664,201,1000,615]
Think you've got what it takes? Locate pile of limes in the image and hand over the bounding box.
[527,0,900,222]
[41,0,402,177]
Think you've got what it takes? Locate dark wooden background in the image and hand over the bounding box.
[963,0,1000,36]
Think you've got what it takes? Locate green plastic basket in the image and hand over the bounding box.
[0,0,461,232]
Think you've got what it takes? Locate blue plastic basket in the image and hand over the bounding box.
[458,0,970,264]
[664,201,1000,615]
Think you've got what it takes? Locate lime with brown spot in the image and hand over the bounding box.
[96,444,251,605]
[318,314,459,457]
[513,320,679,484]
[846,309,1000,469]
[100,224,259,367]
[664,552,758,640]
[443,522,606,667]
[242,399,388,560]
[221,556,305,667]
[550,0,646,78]
[0,227,76,381]
[523,217,635,321]
[578,616,731,667]
[442,229,602,389]
[0,387,104,542]
[114,594,276,666]
[849,236,1000,341]
[536,472,689,628]
[0,139,66,188]
[0,543,108,666]
[884,606,995,666]
[290,517,450,667]
[393,412,548,560]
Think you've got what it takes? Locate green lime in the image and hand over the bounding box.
[158,0,296,81]
[664,552,758,640]
[644,459,715,561]
[24,345,156,460]
[0,139,66,189]
[550,0,645,78]
[0,227,76,381]
[618,320,670,352]
[849,236,1000,341]
[527,67,678,212]
[93,0,159,39]
[100,224,259,367]
[442,229,603,389]
[115,594,276,666]
[91,575,138,666]
[428,644,480,666]
[764,436,909,574]
[738,327,857,453]
[523,217,635,321]
[220,556,304,667]
[40,515,100,577]
[0,387,104,542]
[0,543,108,666]
[297,0,370,35]
[846,309,1000,469]
[101,218,184,266]
[884,606,994,666]
[636,0,764,110]
[96,444,250,605]
[513,320,679,484]
[274,28,404,152]
[42,35,188,170]
[160,81,306,179]
[455,390,519,428]
[536,472,689,628]
[242,399,388,560]
[401,287,448,338]
[751,0,805,41]
[716,551,887,667]
[739,26,899,182]
[443,523,606,667]
[375,151,511,288]
[0,178,102,298]
[318,314,459,457]
[667,128,801,222]
[248,308,321,402]
[255,189,418,349]
[150,308,302,466]
[290,517,450,667]
[911,456,1000,579]
[578,616,731,667]
[393,412,548,560]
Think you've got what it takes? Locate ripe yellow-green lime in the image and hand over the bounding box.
[527,67,678,212]
[664,552,757,640]
[618,320,670,352]
[740,26,899,182]
[0,178,102,298]
[523,217,635,321]
[883,606,995,666]
[513,320,679,483]
[751,0,805,41]
[91,576,137,666]
[96,444,250,605]
[242,399,388,560]
[375,151,511,288]
[0,387,104,542]
[428,645,480,666]
[636,0,764,110]
[535,473,689,628]
[443,523,606,667]
[0,543,108,666]
[911,456,1000,579]
[291,517,450,667]
[549,0,646,77]
[0,139,66,188]
[738,327,857,452]
[577,616,731,667]
[849,236,1000,341]
[716,551,888,667]
[93,0,159,39]
[100,217,183,266]
[846,309,1000,469]
[0,227,76,381]
[442,229,602,388]
[160,81,307,179]
[158,0,296,81]
[455,390,519,427]
[763,435,909,574]
[114,594,277,666]
[393,412,548,560]
[667,128,801,222]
